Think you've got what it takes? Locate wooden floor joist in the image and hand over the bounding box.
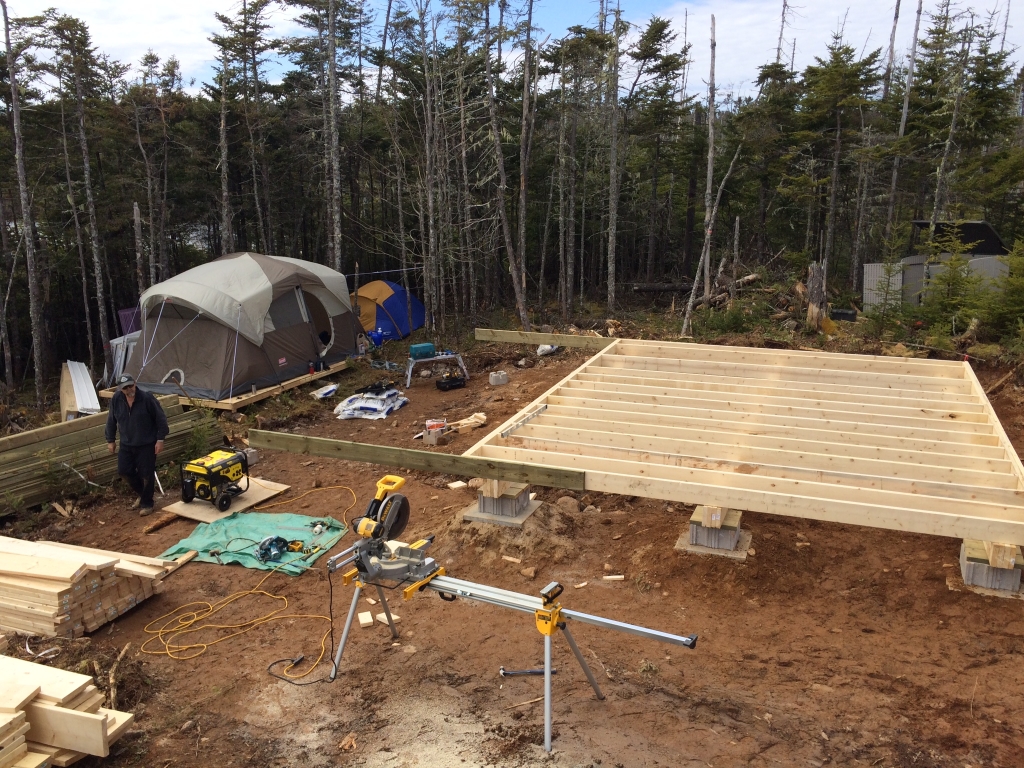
[468,332,1024,549]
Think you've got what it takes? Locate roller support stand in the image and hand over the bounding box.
[330,584,363,681]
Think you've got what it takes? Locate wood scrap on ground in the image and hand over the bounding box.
[0,654,134,765]
[0,537,184,638]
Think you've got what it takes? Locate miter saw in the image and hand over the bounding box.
[323,474,698,753]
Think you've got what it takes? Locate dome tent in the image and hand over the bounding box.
[125,252,360,401]
[353,280,425,341]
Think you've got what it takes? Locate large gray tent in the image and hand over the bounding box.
[125,252,360,400]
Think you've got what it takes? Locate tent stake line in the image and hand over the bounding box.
[98,360,351,412]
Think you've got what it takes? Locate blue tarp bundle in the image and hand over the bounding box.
[160,512,348,576]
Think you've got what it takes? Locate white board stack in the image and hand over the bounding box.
[0,537,179,638]
[0,655,135,766]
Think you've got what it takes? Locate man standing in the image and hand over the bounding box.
[105,374,169,516]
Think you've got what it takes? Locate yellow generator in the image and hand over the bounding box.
[180,449,249,512]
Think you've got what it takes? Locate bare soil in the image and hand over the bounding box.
[9,348,1024,768]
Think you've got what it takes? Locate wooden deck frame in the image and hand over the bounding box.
[469,330,1024,549]
[98,361,351,412]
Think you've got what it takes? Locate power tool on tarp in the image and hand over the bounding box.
[323,474,698,753]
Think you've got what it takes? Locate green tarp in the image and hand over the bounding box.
[160,512,348,575]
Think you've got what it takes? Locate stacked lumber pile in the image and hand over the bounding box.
[0,538,186,638]
[1,655,134,766]
[0,395,222,514]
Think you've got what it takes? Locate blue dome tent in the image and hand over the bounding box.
[353,280,426,341]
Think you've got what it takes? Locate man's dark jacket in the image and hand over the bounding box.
[104,388,170,447]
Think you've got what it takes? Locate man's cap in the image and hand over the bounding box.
[117,374,136,389]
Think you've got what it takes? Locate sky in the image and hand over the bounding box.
[8,0,1022,98]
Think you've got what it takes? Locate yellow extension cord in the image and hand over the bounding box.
[141,484,359,680]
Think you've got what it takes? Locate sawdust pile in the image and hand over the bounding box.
[431,502,580,565]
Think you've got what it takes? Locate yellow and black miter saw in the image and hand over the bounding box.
[324,474,698,754]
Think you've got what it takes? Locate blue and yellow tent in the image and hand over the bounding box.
[353,280,426,341]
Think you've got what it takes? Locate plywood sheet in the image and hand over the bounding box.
[159,478,290,523]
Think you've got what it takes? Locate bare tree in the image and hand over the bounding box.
[133,202,146,295]
[884,0,923,240]
[328,0,344,271]
[606,9,622,311]
[2,0,46,407]
[219,56,233,255]
[482,0,531,330]
[70,28,113,375]
[882,0,902,99]
[702,15,717,301]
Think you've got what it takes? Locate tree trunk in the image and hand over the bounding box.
[219,56,233,255]
[822,106,842,291]
[517,0,535,305]
[682,107,700,274]
[3,0,45,407]
[702,17,717,301]
[60,97,96,376]
[645,136,661,282]
[606,10,621,311]
[681,142,740,336]
[885,0,923,241]
[482,1,531,330]
[730,215,739,303]
[0,197,15,390]
[72,39,113,377]
[557,62,567,320]
[132,202,146,297]
[930,43,968,234]
[805,261,825,330]
[882,0,902,100]
[133,104,157,284]
[328,0,344,271]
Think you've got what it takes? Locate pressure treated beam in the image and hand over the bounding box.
[247,429,585,490]
[475,328,615,350]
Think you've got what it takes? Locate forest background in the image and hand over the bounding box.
[0,0,1023,411]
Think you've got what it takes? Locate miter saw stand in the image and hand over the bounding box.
[325,475,698,752]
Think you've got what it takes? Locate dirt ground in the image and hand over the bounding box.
[9,346,1024,768]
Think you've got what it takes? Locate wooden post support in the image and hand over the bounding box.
[961,540,1023,593]
[984,541,1017,570]
[480,479,511,498]
[697,505,726,529]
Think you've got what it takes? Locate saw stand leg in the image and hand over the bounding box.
[329,583,402,681]
[543,624,605,752]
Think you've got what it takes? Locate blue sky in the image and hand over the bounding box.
[10,0,1022,99]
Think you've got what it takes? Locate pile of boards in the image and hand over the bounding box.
[1,654,134,766]
[0,395,222,513]
[0,537,187,638]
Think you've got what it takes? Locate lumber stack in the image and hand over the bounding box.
[0,655,134,766]
[0,538,182,638]
[0,396,223,514]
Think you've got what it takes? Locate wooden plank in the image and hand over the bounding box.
[963,363,1024,490]
[576,369,984,408]
[546,394,1000,447]
[36,542,175,570]
[248,430,586,490]
[566,376,988,421]
[514,420,1017,485]
[0,658,91,705]
[0,541,153,580]
[698,505,724,529]
[463,339,624,458]
[12,751,50,768]
[0,739,27,768]
[984,542,1018,569]
[475,328,615,350]
[476,444,1024,540]
[96,709,133,745]
[559,380,992,430]
[0,555,88,584]
[158,478,290,523]
[505,433,1024,505]
[612,339,966,378]
[542,403,1009,461]
[599,353,974,394]
[23,703,107,757]
[1,724,30,751]
[0,714,26,738]
[98,361,351,411]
